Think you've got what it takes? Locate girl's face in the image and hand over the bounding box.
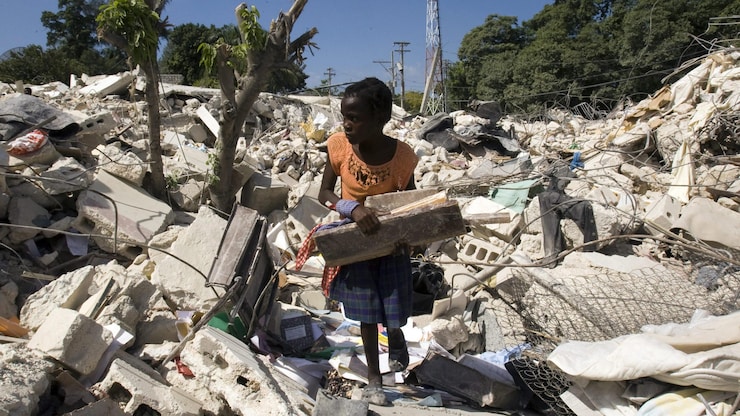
[340,95,383,145]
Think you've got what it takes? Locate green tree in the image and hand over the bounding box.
[41,0,128,76]
[161,22,309,92]
[449,15,526,110]
[160,23,239,85]
[453,0,740,114]
[403,91,423,114]
[199,1,317,212]
[0,46,63,84]
[97,0,171,199]
[616,0,740,97]
[42,0,104,56]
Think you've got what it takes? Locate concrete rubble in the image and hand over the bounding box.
[0,49,739,416]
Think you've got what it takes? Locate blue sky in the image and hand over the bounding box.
[1,0,551,90]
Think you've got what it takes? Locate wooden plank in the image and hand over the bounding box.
[313,200,466,267]
[463,212,511,225]
[364,188,442,213]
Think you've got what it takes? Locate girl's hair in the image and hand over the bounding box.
[344,77,393,123]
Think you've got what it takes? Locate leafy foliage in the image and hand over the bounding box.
[160,23,239,85]
[41,0,106,55]
[96,0,162,65]
[236,5,267,52]
[0,0,128,84]
[190,5,308,94]
[452,0,740,114]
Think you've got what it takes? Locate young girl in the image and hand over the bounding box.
[319,77,418,405]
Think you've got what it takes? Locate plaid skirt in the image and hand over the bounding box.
[329,253,412,328]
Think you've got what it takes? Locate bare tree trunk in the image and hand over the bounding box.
[208,0,314,212]
[142,60,166,199]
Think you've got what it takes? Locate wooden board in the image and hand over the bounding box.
[313,200,466,266]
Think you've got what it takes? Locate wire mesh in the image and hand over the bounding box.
[490,255,740,360]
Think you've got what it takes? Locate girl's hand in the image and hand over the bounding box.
[351,205,381,234]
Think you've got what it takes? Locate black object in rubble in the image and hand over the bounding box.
[505,357,575,416]
[410,258,450,315]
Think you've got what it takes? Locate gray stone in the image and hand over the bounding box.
[20,265,96,331]
[76,170,174,253]
[94,144,146,186]
[28,308,112,375]
[0,343,56,416]
[40,156,94,194]
[150,205,226,310]
[7,196,51,244]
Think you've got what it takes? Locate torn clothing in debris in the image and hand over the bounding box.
[539,190,598,258]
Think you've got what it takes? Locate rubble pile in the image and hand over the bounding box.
[0,49,739,416]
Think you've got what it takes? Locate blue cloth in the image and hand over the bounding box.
[569,151,584,170]
[335,199,360,218]
[316,218,352,232]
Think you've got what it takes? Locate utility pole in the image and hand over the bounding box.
[373,59,394,96]
[324,67,335,95]
[393,41,410,109]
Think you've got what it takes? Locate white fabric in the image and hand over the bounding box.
[547,311,740,392]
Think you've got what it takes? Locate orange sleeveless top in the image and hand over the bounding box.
[327,132,418,203]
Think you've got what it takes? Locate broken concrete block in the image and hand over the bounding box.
[93,144,146,186]
[19,265,96,331]
[461,196,522,242]
[28,307,113,375]
[240,172,290,215]
[478,213,522,243]
[92,357,202,415]
[0,343,56,416]
[428,316,469,350]
[176,143,211,174]
[314,201,467,266]
[88,263,162,341]
[283,193,330,247]
[643,193,682,235]
[161,129,188,152]
[457,238,503,265]
[9,177,59,210]
[76,170,175,253]
[7,196,51,244]
[39,156,94,194]
[467,154,532,180]
[74,111,117,137]
[150,205,226,310]
[167,178,205,212]
[79,72,135,97]
[187,123,208,143]
[176,326,304,415]
[196,104,220,138]
[41,215,75,238]
[132,308,179,349]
